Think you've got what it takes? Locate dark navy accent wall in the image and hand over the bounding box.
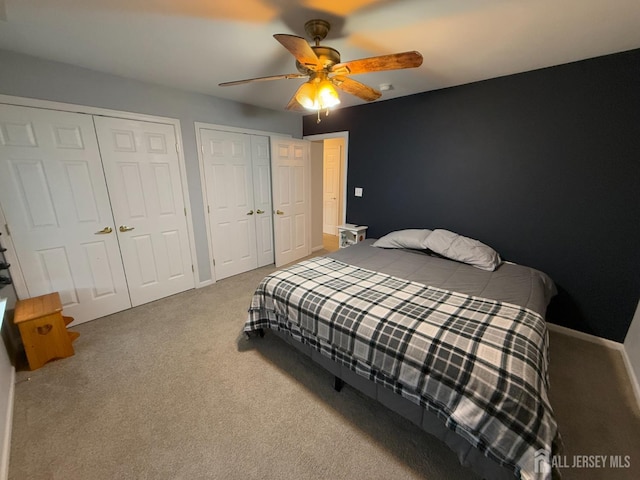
[304,49,640,343]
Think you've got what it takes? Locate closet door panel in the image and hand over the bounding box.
[271,138,310,267]
[0,104,131,324]
[94,117,194,306]
[201,129,258,280]
[251,136,274,268]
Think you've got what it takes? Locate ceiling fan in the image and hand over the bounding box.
[219,19,423,120]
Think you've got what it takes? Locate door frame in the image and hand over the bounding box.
[321,139,343,236]
[0,94,200,297]
[195,122,291,283]
[303,131,349,231]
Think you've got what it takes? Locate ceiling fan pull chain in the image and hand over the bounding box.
[316,107,331,123]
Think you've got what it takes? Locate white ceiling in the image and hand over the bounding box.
[1,0,639,113]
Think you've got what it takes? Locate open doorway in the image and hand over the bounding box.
[304,132,349,253]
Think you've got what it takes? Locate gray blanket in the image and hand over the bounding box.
[327,239,556,317]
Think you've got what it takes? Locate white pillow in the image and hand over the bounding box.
[372,229,432,249]
[424,229,501,271]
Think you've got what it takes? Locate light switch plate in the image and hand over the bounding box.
[355,187,363,197]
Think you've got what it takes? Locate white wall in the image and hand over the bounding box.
[624,298,640,401]
[0,49,302,283]
[0,298,15,480]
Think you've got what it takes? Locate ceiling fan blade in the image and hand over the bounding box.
[285,84,308,111]
[274,34,322,70]
[332,51,423,75]
[285,95,305,112]
[332,76,381,102]
[219,73,306,87]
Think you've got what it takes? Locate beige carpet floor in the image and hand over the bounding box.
[7,259,640,480]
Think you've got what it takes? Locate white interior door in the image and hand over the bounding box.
[0,104,131,323]
[94,116,194,306]
[251,136,274,268]
[200,129,258,280]
[271,137,310,267]
[323,143,341,236]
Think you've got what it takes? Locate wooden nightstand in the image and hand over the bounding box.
[13,292,79,370]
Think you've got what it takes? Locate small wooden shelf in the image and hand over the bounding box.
[13,292,79,370]
[337,224,368,249]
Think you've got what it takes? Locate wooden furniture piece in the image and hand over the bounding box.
[13,292,79,370]
[337,224,368,248]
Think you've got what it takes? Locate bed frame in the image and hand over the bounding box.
[251,326,516,480]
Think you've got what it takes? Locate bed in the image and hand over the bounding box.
[244,237,560,480]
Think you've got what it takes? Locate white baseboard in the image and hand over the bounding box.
[547,323,640,410]
[547,323,623,350]
[621,348,640,412]
[311,245,325,252]
[0,366,15,480]
[196,279,215,289]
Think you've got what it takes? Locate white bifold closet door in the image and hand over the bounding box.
[200,129,274,280]
[94,116,195,307]
[0,104,195,324]
[0,105,131,321]
[250,135,275,269]
[270,137,311,267]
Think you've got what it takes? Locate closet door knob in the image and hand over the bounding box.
[276,210,284,215]
[95,227,113,234]
[246,210,254,215]
[119,225,135,232]
[256,209,264,214]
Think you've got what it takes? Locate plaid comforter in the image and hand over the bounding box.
[245,257,558,480]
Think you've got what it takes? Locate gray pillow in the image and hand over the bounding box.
[372,229,432,249]
[424,229,501,271]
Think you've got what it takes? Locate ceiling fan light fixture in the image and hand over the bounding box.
[317,79,341,108]
[295,77,341,112]
[295,81,318,110]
